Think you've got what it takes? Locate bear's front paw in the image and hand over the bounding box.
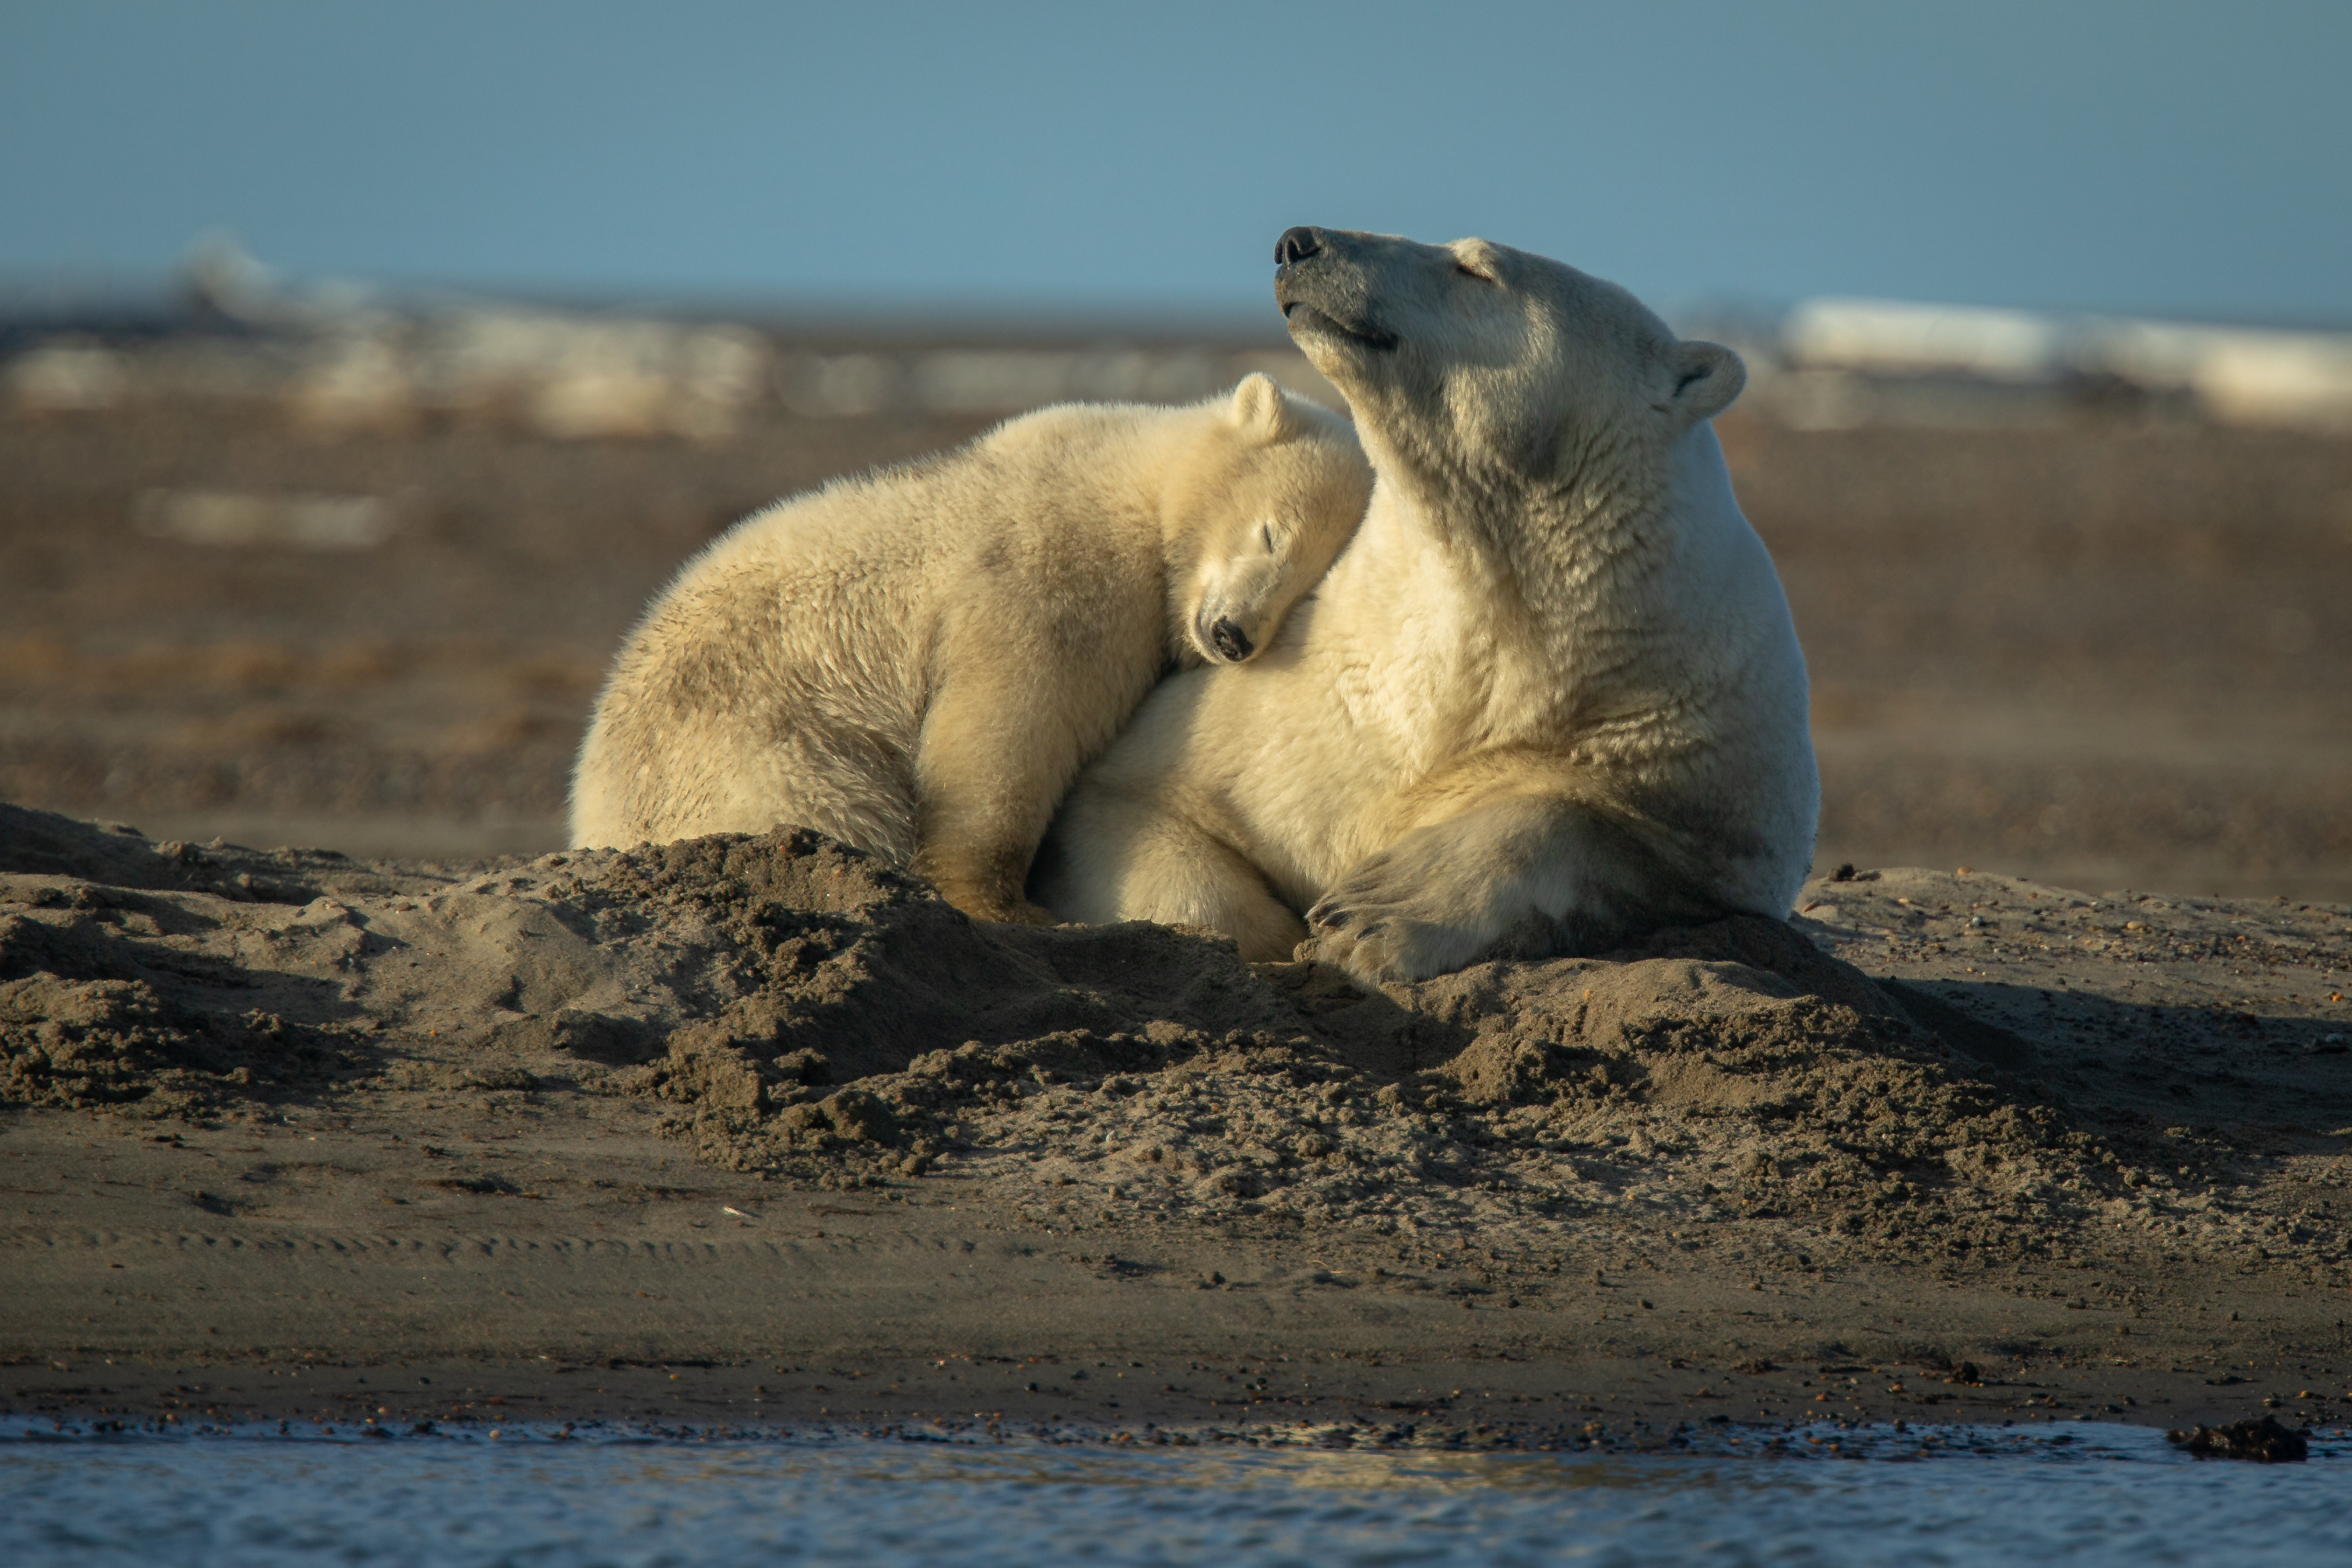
[1304,885,1464,984]
[1299,923,1401,984]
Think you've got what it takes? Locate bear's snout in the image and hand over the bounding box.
[1274,227,1324,267]
[1208,617,1255,662]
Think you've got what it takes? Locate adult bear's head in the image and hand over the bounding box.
[1271,226,1744,502]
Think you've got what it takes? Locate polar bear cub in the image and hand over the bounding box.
[570,374,1372,923]
[1034,228,1818,979]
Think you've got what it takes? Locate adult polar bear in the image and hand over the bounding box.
[1035,227,1817,981]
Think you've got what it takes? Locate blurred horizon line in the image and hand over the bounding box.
[6,234,2352,342]
[10,234,2352,438]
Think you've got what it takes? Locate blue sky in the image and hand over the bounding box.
[3,1,2347,322]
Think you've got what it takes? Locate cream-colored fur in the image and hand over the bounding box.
[1033,229,1818,980]
[570,375,1372,923]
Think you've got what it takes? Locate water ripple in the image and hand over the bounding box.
[3,1423,2346,1566]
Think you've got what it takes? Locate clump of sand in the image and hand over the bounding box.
[1,827,372,1115]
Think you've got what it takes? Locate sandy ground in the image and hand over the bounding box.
[2,394,2348,900]
[5,804,2349,1444]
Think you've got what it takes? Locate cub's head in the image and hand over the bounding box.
[1270,226,1743,494]
[1169,373,1372,665]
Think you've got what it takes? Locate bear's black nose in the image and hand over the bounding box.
[1209,617,1254,662]
[1274,227,1322,267]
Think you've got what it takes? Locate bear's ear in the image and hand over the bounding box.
[1662,340,1746,427]
[1228,372,1294,445]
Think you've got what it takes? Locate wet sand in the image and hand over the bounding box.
[5,807,2349,1442]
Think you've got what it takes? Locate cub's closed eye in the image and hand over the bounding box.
[1260,522,1279,552]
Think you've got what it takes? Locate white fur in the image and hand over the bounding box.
[1033,230,1817,979]
[571,376,1371,923]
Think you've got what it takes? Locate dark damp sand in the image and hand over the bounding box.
[5,807,2350,1443]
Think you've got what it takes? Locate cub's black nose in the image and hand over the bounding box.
[1274,227,1322,267]
[1209,617,1254,662]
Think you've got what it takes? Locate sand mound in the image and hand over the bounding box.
[504,830,2136,1263]
[750,909,2114,1261]
[0,808,2277,1265]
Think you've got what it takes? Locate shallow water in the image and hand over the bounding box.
[5,1422,2346,1566]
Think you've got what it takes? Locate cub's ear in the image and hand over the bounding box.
[1662,340,1746,427]
[1228,371,1295,444]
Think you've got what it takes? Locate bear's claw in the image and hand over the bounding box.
[1302,922,1408,983]
[1306,859,1493,981]
[1305,891,1424,979]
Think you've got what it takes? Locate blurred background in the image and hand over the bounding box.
[2,1,2347,897]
